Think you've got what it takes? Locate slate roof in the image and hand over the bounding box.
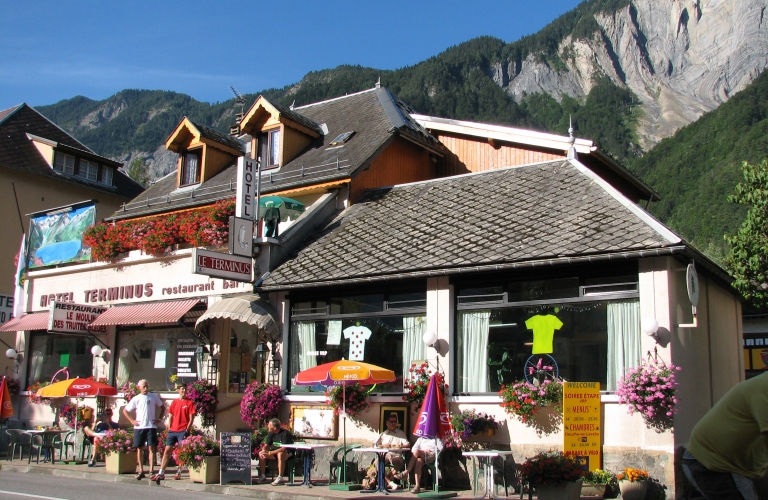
[109,87,442,220]
[258,159,681,290]
[0,103,144,199]
[190,120,245,153]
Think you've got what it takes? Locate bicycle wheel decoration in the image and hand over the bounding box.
[524,354,559,383]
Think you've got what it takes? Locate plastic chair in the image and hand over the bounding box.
[5,429,31,460]
[29,432,59,464]
[330,443,361,484]
[472,455,509,497]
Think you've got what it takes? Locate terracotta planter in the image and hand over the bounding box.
[480,428,496,437]
[581,483,608,497]
[105,452,137,474]
[536,479,583,500]
[619,480,648,500]
[189,456,220,484]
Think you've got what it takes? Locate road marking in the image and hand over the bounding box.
[0,491,69,500]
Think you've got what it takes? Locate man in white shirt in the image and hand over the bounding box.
[374,413,410,489]
[122,379,164,480]
[396,436,443,493]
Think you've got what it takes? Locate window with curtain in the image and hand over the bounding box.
[402,316,427,382]
[455,300,639,394]
[226,321,264,393]
[26,332,96,386]
[181,150,200,185]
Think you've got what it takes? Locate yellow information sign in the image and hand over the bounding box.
[563,381,601,471]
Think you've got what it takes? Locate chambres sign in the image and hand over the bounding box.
[27,252,246,312]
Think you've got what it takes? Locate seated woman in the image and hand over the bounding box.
[83,409,119,466]
[395,436,443,493]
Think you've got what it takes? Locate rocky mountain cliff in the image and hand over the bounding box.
[497,0,768,149]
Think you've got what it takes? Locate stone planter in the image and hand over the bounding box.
[105,452,137,475]
[619,480,648,500]
[189,455,220,484]
[581,483,608,497]
[535,479,583,500]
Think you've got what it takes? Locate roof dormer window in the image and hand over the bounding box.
[54,152,75,175]
[181,149,201,186]
[258,129,281,168]
[78,159,99,182]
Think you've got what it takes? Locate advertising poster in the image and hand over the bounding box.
[563,381,601,472]
[27,204,96,268]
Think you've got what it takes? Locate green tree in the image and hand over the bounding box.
[126,157,150,187]
[723,159,768,307]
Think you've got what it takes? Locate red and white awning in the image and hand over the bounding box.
[89,299,200,327]
[0,311,50,332]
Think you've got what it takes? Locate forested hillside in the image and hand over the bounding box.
[628,69,768,261]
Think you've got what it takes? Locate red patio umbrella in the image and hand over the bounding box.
[0,376,14,419]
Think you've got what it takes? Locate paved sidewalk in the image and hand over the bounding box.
[0,459,488,499]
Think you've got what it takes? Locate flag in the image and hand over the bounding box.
[0,376,14,419]
[413,374,452,439]
[12,234,25,319]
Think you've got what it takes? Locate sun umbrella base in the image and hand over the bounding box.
[417,489,457,498]
[62,460,86,465]
[329,484,363,491]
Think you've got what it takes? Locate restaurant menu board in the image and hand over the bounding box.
[220,432,252,485]
[177,338,197,379]
[563,382,601,471]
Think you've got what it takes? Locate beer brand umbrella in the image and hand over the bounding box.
[0,376,14,419]
[294,359,395,487]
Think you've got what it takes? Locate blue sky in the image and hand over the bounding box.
[0,0,583,110]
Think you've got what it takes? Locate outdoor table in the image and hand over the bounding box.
[461,450,514,500]
[354,446,404,495]
[24,429,68,463]
[281,443,333,488]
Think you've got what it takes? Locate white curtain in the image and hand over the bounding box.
[292,321,317,371]
[402,316,427,382]
[30,351,44,383]
[458,311,490,392]
[607,300,642,391]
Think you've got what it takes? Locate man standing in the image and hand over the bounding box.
[122,379,164,480]
[683,373,768,499]
[257,418,294,485]
[152,383,196,483]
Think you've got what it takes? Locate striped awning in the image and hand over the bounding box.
[89,299,200,327]
[0,311,50,332]
[195,294,280,341]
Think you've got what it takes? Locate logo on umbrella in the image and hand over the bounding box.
[72,384,92,390]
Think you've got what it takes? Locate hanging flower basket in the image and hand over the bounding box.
[326,383,371,420]
[240,382,283,428]
[499,378,563,435]
[402,363,446,409]
[616,353,680,433]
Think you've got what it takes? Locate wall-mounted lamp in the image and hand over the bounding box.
[642,317,660,340]
[422,331,438,349]
[253,342,270,364]
[91,345,111,378]
[6,348,24,374]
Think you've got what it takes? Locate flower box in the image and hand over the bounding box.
[189,455,220,484]
[536,478,583,500]
[619,479,648,500]
[581,483,608,497]
[105,451,137,474]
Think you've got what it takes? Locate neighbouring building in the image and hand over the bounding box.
[2,87,743,497]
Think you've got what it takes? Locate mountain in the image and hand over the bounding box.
[33,0,768,261]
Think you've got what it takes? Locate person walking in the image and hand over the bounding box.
[683,372,768,499]
[152,383,196,483]
[122,379,164,480]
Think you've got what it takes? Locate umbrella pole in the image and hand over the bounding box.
[329,384,361,491]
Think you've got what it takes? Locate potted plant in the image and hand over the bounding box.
[240,381,283,428]
[520,451,584,500]
[402,362,447,410]
[616,358,681,433]
[325,383,371,420]
[581,469,615,497]
[97,429,137,474]
[498,378,564,436]
[616,467,649,500]
[120,381,139,402]
[173,434,221,484]
[450,409,499,439]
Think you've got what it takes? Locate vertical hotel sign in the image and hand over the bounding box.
[563,382,601,471]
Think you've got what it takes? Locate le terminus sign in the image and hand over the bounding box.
[192,248,253,283]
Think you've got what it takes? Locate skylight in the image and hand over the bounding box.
[330,131,355,146]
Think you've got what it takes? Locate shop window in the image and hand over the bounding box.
[115,328,202,391]
[226,321,264,393]
[455,299,640,394]
[180,150,201,186]
[53,152,75,174]
[27,333,96,386]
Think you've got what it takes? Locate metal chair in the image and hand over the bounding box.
[29,432,59,464]
[5,429,31,460]
[60,431,90,461]
[329,443,361,484]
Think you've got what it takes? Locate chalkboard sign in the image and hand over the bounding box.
[220,432,252,485]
